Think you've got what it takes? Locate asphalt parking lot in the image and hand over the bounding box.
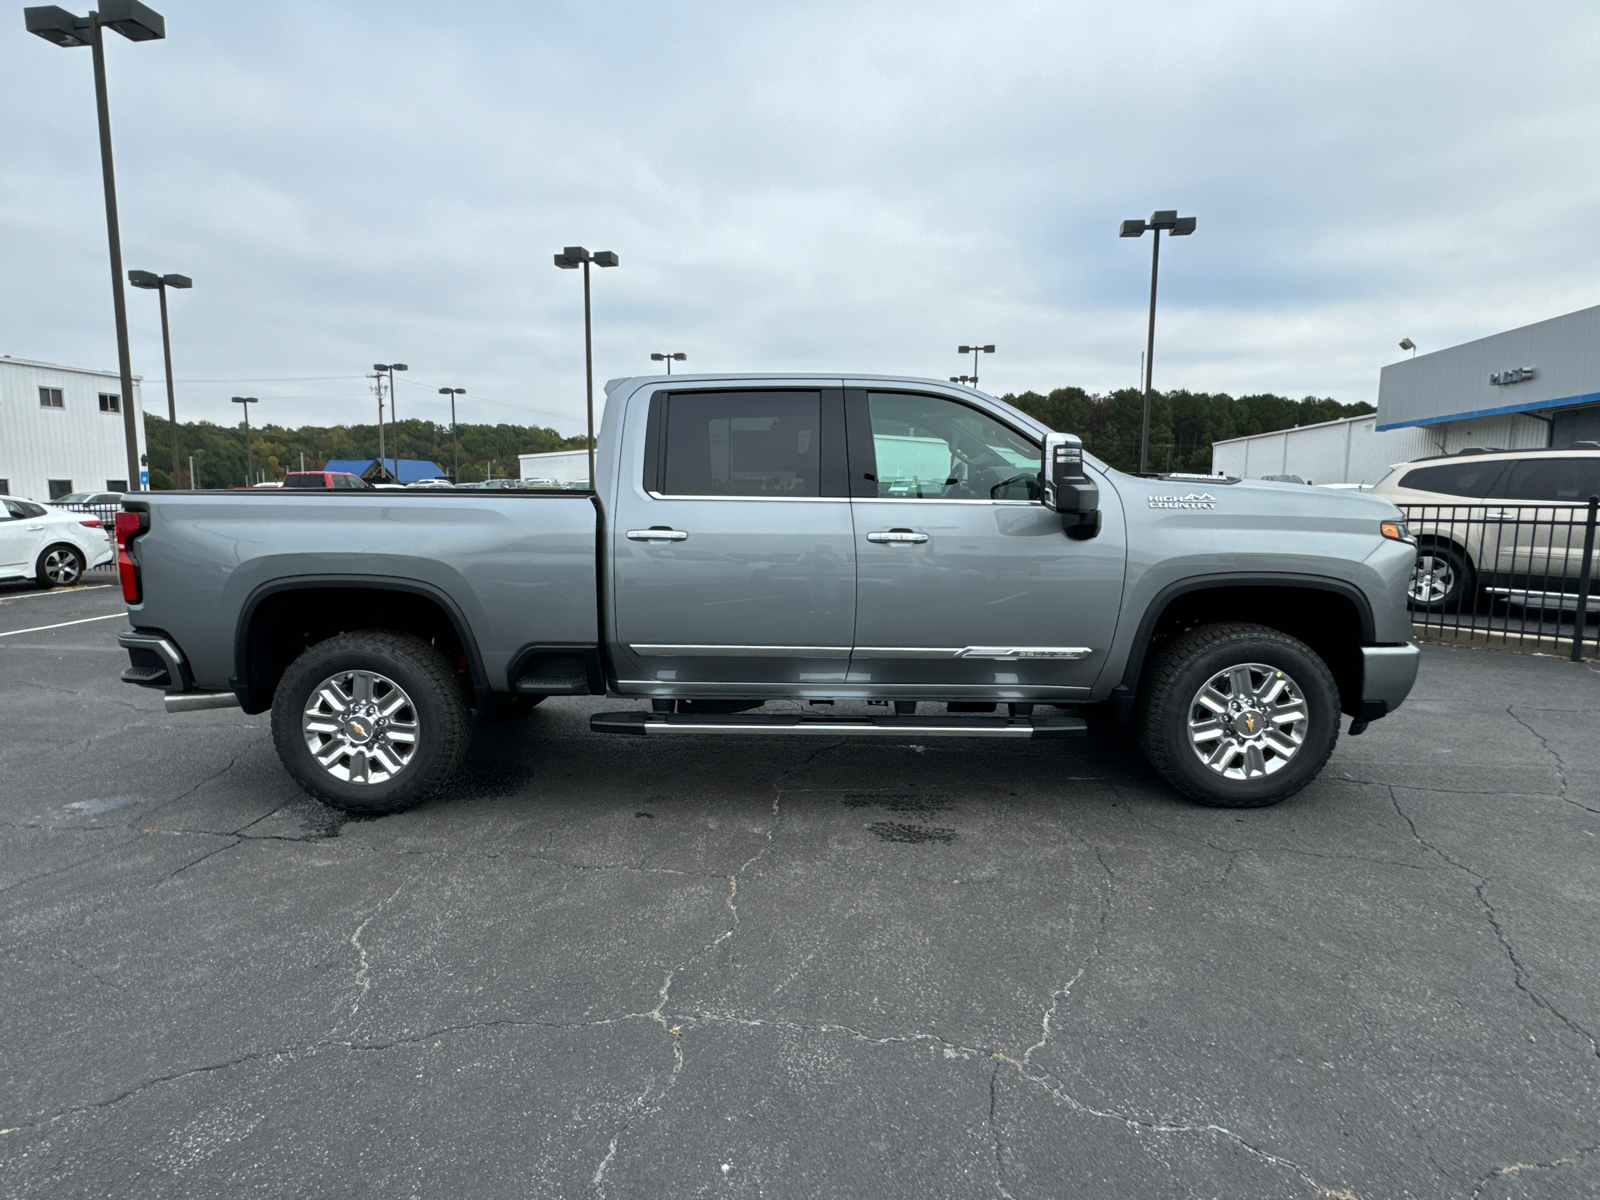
[2,579,1598,1199]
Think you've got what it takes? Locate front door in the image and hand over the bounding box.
[0,500,35,575]
[611,387,857,691]
[845,389,1126,699]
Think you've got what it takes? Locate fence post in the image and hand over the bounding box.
[1572,494,1599,663]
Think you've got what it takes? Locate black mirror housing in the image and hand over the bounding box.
[1041,432,1100,539]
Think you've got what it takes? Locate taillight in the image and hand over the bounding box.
[115,510,149,604]
[80,519,103,528]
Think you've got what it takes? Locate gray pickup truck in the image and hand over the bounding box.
[115,374,1420,813]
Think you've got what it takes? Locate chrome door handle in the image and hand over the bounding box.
[26,524,45,531]
[1481,511,1513,522]
[866,529,929,545]
[627,528,688,542]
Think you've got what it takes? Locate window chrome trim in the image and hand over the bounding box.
[630,644,851,658]
[852,497,1041,506]
[645,491,849,503]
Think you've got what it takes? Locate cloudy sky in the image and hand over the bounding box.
[4,0,1599,435]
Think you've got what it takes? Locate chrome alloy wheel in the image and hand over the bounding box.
[302,670,419,785]
[1409,554,1455,605]
[1186,662,1309,781]
[42,547,82,586]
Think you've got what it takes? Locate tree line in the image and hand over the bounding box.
[1000,387,1374,475]
[143,413,589,488]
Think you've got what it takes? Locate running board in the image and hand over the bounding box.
[591,710,1087,739]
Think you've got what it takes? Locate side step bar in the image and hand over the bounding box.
[591,710,1087,739]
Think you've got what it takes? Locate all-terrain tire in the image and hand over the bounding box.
[271,631,471,815]
[1136,622,1341,808]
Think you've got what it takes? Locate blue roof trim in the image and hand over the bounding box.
[1375,390,1600,431]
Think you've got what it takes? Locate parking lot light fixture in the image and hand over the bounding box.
[129,269,191,481]
[439,387,465,482]
[650,352,687,375]
[956,344,994,387]
[554,246,619,488]
[27,0,168,489]
[372,362,407,477]
[231,396,258,485]
[1399,338,1417,357]
[1120,208,1197,474]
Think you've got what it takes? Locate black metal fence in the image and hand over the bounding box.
[1398,498,1600,661]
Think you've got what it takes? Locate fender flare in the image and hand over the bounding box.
[233,574,491,713]
[1114,572,1378,695]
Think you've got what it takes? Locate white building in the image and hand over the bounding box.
[1212,304,1600,484]
[0,356,148,500]
[517,449,591,485]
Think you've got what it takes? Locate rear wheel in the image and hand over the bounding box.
[35,544,85,588]
[271,631,471,815]
[1137,622,1341,808]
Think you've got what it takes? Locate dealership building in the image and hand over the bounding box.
[0,356,149,500]
[1211,303,1600,483]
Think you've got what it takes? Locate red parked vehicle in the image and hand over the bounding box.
[282,472,370,490]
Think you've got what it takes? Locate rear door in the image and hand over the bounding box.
[1488,455,1600,586]
[844,388,1125,698]
[610,386,857,689]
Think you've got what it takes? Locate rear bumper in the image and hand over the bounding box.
[117,629,192,693]
[1360,643,1421,718]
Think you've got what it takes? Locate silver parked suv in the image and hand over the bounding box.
[1371,446,1600,610]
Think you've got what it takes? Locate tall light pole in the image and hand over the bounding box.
[231,396,257,485]
[439,387,465,483]
[190,446,204,489]
[1120,209,1196,475]
[956,344,994,388]
[650,351,686,375]
[373,362,407,479]
[27,1,167,491]
[554,246,619,489]
[128,269,190,483]
[949,375,976,385]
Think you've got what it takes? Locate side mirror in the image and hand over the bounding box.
[1041,432,1101,540]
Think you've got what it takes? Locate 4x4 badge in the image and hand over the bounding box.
[1148,492,1217,510]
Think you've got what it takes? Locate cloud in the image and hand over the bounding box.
[3,0,1599,434]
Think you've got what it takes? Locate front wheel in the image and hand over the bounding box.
[1408,543,1473,612]
[271,631,471,815]
[1137,622,1341,808]
[36,544,85,588]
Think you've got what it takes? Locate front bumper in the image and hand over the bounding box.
[1360,643,1421,717]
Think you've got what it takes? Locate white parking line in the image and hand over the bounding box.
[0,585,114,602]
[0,613,126,638]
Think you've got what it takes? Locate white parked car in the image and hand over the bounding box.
[0,496,115,587]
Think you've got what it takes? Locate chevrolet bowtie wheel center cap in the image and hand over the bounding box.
[1187,663,1310,781]
[302,671,420,785]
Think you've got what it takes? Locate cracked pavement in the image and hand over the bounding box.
[3,580,1599,1198]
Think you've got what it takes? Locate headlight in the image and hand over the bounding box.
[1380,520,1416,545]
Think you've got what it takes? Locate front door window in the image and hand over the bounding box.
[867,392,1040,501]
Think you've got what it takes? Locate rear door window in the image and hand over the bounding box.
[1494,456,1600,502]
[660,391,823,497]
[1397,460,1508,498]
